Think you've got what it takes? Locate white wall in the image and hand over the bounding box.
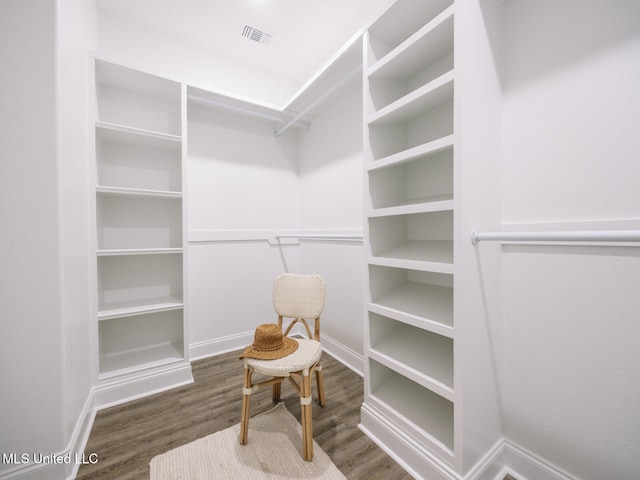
[297,87,365,370]
[185,86,366,368]
[186,104,302,357]
[58,1,98,475]
[96,1,368,369]
[502,0,640,224]
[97,11,296,108]
[499,1,640,479]
[455,0,505,472]
[0,3,63,476]
[1,0,96,478]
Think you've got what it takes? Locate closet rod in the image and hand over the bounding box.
[274,66,363,138]
[471,229,640,246]
[276,233,363,242]
[187,94,311,129]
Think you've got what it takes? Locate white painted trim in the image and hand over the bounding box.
[355,418,583,480]
[65,391,97,480]
[93,362,193,410]
[0,392,97,480]
[359,402,459,480]
[0,462,65,480]
[318,334,364,377]
[190,321,299,360]
[190,322,365,377]
[190,331,255,360]
[188,228,363,246]
[465,438,506,480]
[494,468,511,480]
[188,229,297,245]
[504,440,579,480]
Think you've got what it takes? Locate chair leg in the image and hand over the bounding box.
[239,365,252,445]
[301,371,313,461]
[272,382,281,403]
[315,362,326,407]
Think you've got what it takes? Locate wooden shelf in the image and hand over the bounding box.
[363,0,460,471]
[368,302,453,340]
[96,193,182,251]
[99,342,184,379]
[368,146,453,212]
[96,122,182,193]
[368,242,453,274]
[98,296,184,321]
[369,209,454,273]
[367,0,453,67]
[97,185,182,198]
[368,71,454,126]
[369,194,453,217]
[369,359,454,454]
[368,102,453,160]
[368,349,453,402]
[369,313,453,398]
[97,248,183,257]
[97,253,182,309]
[368,135,454,171]
[368,7,454,81]
[93,59,188,404]
[369,276,453,334]
[96,121,181,145]
[374,240,452,263]
[98,308,184,378]
[95,60,182,136]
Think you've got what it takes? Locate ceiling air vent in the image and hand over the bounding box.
[241,25,272,45]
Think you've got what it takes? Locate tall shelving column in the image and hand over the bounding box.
[360,0,457,476]
[92,60,192,405]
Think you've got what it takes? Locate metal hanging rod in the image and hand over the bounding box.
[187,64,362,137]
[471,229,640,246]
[187,94,311,129]
[274,66,363,138]
[276,233,363,242]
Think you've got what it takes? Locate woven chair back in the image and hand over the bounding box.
[272,273,325,319]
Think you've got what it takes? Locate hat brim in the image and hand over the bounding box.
[239,336,298,360]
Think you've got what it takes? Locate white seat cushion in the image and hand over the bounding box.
[244,338,322,377]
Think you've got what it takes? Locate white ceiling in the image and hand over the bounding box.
[96,0,392,89]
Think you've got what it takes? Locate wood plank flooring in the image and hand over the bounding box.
[77,351,413,480]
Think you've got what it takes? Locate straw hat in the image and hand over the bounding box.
[239,323,298,360]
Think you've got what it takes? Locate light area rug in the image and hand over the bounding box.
[150,402,347,480]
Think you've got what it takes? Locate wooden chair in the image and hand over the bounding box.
[239,273,326,461]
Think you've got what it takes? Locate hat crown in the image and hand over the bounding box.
[252,324,285,352]
[239,323,298,360]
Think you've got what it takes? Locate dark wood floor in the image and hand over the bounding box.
[77,350,414,480]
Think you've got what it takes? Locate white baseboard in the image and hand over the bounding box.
[465,439,506,480]
[0,391,96,480]
[503,440,578,480]
[190,331,254,361]
[359,402,459,480]
[317,333,363,377]
[65,391,97,480]
[358,408,581,480]
[93,362,193,410]
[189,325,365,379]
[0,463,66,480]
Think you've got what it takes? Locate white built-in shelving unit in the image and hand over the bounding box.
[361,1,504,477]
[361,0,458,472]
[92,60,192,400]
